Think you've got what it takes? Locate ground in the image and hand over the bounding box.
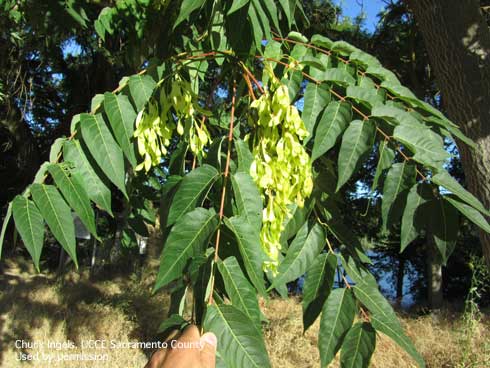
[0,257,489,368]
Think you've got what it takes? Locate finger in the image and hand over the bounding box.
[178,324,201,343]
[143,329,180,368]
[144,348,167,368]
[200,332,217,368]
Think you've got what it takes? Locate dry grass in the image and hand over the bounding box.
[262,297,490,368]
[1,258,489,367]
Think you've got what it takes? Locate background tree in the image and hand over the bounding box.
[409,0,490,270]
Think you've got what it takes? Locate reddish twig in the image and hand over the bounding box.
[208,79,237,305]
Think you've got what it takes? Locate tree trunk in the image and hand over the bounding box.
[0,104,41,204]
[409,0,490,270]
[426,234,444,309]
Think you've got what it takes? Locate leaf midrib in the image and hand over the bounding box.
[339,121,367,185]
[173,168,219,223]
[314,102,342,158]
[25,199,39,261]
[214,305,264,368]
[221,262,259,330]
[320,289,348,365]
[92,116,119,179]
[40,186,71,250]
[345,325,364,368]
[159,212,216,283]
[57,167,91,228]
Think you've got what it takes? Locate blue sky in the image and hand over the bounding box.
[333,0,386,32]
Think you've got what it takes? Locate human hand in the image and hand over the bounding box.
[144,325,217,368]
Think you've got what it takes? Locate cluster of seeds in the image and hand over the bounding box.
[134,77,210,172]
[249,76,313,272]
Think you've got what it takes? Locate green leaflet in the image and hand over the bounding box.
[321,68,356,86]
[33,162,49,184]
[63,140,112,216]
[353,285,425,367]
[346,85,384,108]
[154,208,218,292]
[371,140,395,193]
[430,198,459,263]
[128,74,156,111]
[445,124,476,149]
[400,183,432,252]
[327,220,371,264]
[365,66,400,84]
[204,304,271,368]
[91,94,104,112]
[331,40,359,55]
[167,165,220,227]
[235,139,254,173]
[381,162,416,230]
[444,195,490,233]
[30,184,78,268]
[203,136,224,172]
[218,256,262,332]
[336,120,375,192]
[301,49,326,70]
[228,0,250,15]
[280,198,315,246]
[157,314,188,334]
[341,254,377,286]
[393,124,450,168]
[381,80,417,101]
[340,322,376,368]
[432,170,490,216]
[288,31,308,43]
[311,34,333,49]
[103,92,137,167]
[251,0,271,50]
[309,53,331,80]
[319,288,356,367]
[49,137,66,163]
[349,49,381,69]
[343,254,425,368]
[302,252,337,332]
[278,0,292,28]
[281,69,303,101]
[312,101,352,161]
[263,39,282,71]
[231,172,262,231]
[248,3,263,49]
[224,216,267,297]
[302,83,330,141]
[12,196,44,271]
[371,104,421,127]
[47,164,98,239]
[80,113,128,198]
[271,222,325,288]
[160,176,183,229]
[174,0,206,28]
[0,202,12,259]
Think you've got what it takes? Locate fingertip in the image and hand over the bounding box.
[200,332,217,368]
[201,332,217,348]
[180,324,200,341]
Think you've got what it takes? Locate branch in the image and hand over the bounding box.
[208,79,237,305]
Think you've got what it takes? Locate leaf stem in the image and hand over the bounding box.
[208,79,237,305]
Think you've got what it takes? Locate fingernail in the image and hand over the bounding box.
[201,333,217,347]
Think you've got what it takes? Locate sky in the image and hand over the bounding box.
[333,0,387,32]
